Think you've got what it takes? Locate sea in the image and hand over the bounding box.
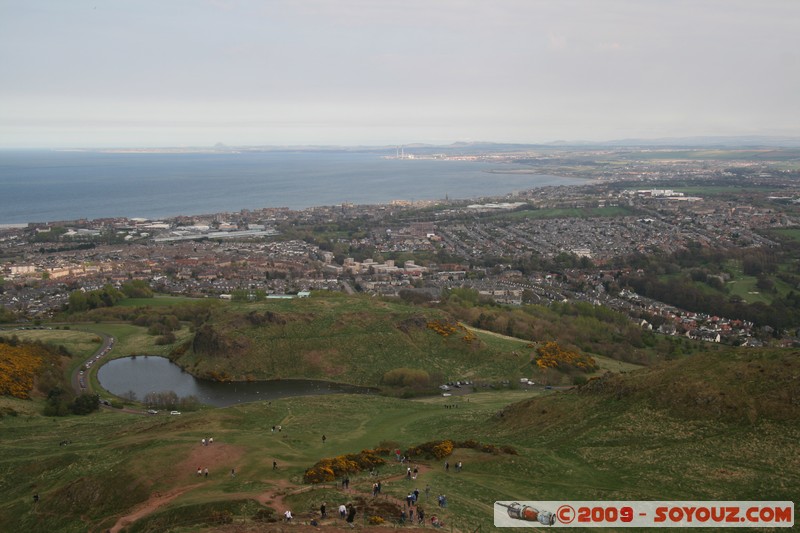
[0,150,585,225]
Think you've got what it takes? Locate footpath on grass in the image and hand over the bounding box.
[110,448,459,532]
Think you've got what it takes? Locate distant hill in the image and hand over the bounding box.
[170,293,530,388]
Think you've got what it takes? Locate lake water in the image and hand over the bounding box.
[0,150,584,224]
[96,355,375,407]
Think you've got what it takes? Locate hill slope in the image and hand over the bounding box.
[479,348,800,502]
[170,294,531,386]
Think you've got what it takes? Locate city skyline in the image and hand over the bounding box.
[1,0,799,148]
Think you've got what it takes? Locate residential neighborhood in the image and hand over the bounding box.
[2,153,799,347]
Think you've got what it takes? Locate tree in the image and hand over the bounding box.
[121,279,154,298]
[71,393,100,415]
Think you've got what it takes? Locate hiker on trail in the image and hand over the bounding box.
[209,437,213,445]
[204,467,208,478]
[284,510,293,521]
[231,468,236,477]
[33,493,39,504]
[273,461,278,470]
[377,481,382,494]
[320,502,327,518]
[202,438,206,446]
[339,504,347,519]
[413,488,420,502]
[400,509,407,524]
[425,484,431,497]
[445,461,449,472]
[322,434,326,444]
[410,508,414,521]
[456,461,462,472]
[412,466,418,479]
[406,493,414,507]
[418,506,425,524]
[347,504,357,526]
[197,467,202,477]
[372,482,379,497]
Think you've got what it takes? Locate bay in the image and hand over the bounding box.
[0,150,584,224]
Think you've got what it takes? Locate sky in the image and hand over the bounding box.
[1,0,799,148]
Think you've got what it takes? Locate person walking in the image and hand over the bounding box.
[347,504,357,527]
[320,502,327,519]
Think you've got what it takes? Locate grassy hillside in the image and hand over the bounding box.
[483,348,800,503]
[1,347,797,532]
[171,293,536,386]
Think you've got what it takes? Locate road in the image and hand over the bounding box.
[70,332,113,396]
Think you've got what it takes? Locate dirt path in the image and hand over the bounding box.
[109,455,452,532]
[109,484,201,533]
[109,441,245,532]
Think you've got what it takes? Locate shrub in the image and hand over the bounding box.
[534,341,598,373]
[381,368,430,389]
[208,509,233,525]
[303,450,387,484]
[253,508,276,522]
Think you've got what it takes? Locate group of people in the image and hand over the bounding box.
[444,460,463,472]
[405,488,420,507]
[399,505,425,524]
[195,467,209,478]
[200,437,213,446]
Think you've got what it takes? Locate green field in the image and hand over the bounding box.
[116,296,202,308]
[769,227,800,243]
[1,346,797,532]
[3,295,798,532]
[498,206,635,220]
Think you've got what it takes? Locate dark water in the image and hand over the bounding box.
[97,355,374,407]
[0,150,584,224]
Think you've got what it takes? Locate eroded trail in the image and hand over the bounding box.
[110,453,449,532]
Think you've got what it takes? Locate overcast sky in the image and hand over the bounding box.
[1,0,798,148]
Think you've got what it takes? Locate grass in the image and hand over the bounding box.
[768,227,800,243]
[1,346,798,532]
[497,206,635,220]
[172,295,545,385]
[0,328,101,360]
[116,296,202,308]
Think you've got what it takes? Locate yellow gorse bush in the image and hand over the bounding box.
[534,341,598,373]
[0,343,45,399]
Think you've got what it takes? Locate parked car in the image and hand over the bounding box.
[170,410,181,415]
[147,409,158,415]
